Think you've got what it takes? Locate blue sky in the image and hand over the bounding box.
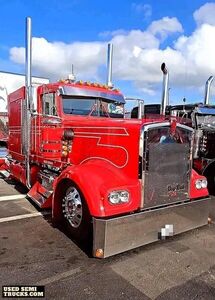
[1,0,215,105]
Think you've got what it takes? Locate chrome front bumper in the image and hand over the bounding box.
[93,198,211,258]
[209,197,215,221]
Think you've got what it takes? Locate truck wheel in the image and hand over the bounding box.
[62,185,92,247]
[207,174,215,195]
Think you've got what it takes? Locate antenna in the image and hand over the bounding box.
[68,64,76,82]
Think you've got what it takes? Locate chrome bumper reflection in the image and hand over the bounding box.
[93,198,210,258]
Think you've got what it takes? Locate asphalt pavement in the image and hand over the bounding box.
[0,177,215,300]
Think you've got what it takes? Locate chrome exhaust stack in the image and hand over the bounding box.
[25,16,32,188]
[161,63,169,115]
[106,43,113,88]
[204,76,214,105]
[138,100,144,119]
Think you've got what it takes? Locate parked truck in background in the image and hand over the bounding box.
[0,71,49,150]
[131,64,215,197]
[161,66,215,195]
[0,112,8,145]
[1,18,212,258]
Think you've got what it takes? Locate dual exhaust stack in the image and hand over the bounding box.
[161,63,169,115]
[25,17,32,188]
[204,76,214,105]
[24,17,214,152]
[161,63,214,110]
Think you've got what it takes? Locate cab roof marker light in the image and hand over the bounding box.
[76,80,83,85]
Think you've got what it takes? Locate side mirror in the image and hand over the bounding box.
[52,105,58,116]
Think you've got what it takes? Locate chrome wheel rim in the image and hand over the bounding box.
[62,187,83,228]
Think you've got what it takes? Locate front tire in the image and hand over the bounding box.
[62,185,92,247]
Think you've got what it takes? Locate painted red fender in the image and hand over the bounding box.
[52,160,208,221]
[52,159,141,219]
[190,169,209,199]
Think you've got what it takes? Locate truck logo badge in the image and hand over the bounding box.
[167,184,185,196]
[167,184,185,192]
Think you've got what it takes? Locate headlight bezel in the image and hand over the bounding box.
[108,190,130,205]
[195,179,207,190]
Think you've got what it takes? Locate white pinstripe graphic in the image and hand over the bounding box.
[8,126,130,168]
[74,127,129,168]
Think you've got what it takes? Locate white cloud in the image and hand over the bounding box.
[132,3,152,19]
[10,38,106,81]
[9,28,161,81]
[194,2,215,26]
[148,17,183,39]
[8,5,215,100]
[173,23,215,87]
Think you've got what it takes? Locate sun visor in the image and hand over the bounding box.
[58,86,125,104]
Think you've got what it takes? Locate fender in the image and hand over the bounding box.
[202,160,215,194]
[190,169,208,199]
[194,158,215,175]
[52,159,141,220]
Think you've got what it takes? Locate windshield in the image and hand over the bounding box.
[196,114,215,128]
[62,96,124,118]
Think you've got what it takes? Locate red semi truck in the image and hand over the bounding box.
[1,18,211,258]
[0,112,8,145]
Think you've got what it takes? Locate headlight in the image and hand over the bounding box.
[195,180,202,190]
[201,179,207,189]
[195,179,207,189]
[108,190,130,204]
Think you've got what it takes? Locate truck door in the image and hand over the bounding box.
[39,92,62,164]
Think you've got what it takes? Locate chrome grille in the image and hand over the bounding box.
[141,124,192,209]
